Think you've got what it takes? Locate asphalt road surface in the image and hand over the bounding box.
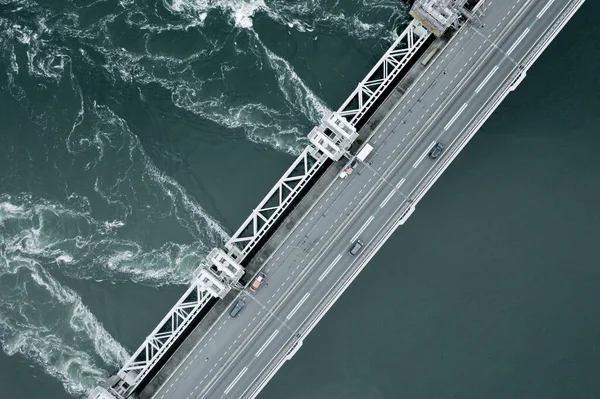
[151,1,582,398]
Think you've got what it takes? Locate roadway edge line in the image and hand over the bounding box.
[242,3,586,397]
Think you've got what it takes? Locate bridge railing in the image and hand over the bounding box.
[89,15,438,399]
[337,20,431,126]
[111,268,229,397]
[224,20,432,263]
[224,146,328,261]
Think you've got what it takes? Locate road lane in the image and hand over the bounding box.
[149,1,583,398]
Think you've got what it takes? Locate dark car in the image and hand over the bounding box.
[349,239,364,256]
[429,142,445,159]
[229,299,246,318]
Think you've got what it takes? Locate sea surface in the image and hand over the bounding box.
[0,0,598,398]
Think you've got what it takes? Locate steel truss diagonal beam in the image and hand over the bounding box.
[338,20,431,127]
[225,147,327,262]
[114,269,227,396]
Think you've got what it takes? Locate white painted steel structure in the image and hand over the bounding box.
[88,15,436,399]
[337,20,431,126]
[226,20,432,261]
[88,387,119,399]
[204,248,245,281]
[224,145,328,260]
[112,268,230,397]
[308,112,357,161]
[410,0,460,36]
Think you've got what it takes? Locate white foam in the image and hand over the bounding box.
[0,262,129,396]
[55,254,73,264]
[166,0,267,28]
[252,32,329,125]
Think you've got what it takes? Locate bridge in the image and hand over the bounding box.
[88,0,587,398]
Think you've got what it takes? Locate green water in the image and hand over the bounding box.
[0,0,598,398]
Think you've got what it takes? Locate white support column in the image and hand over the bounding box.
[325,112,357,142]
[308,112,357,161]
[196,269,229,298]
[410,0,460,37]
[206,248,244,281]
[307,125,345,161]
[88,388,120,399]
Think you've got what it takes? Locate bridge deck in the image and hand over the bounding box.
[142,0,585,398]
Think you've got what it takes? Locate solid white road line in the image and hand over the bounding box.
[396,178,406,189]
[286,293,310,320]
[255,330,280,358]
[413,141,436,169]
[350,215,374,243]
[224,367,248,395]
[379,190,395,208]
[537,0,555,18]
[318,254,342,282]
[444,103,468,131]
[475,65,499,93]
[506,28,530,56]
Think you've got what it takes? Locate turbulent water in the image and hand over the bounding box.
[2,0,600,398]
[0,0,409,397]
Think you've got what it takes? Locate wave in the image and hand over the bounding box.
[0,0,409,395]
[0,258,129,396]
[1,0,407,155]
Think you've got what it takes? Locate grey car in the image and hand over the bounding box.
[349,239,364,256]
[229,299,246,318]
[429,142,445,159]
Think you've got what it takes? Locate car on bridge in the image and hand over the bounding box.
[429,142,445,159]
[249,272,266,293]
[349,240,364,256]
[229,299,246,318]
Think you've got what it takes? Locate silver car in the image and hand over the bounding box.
[349,240,364,256]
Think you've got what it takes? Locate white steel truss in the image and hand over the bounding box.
[337,20,431,127]
[410,0,461,36]
[203,248,245,281]
[88,387,120,399]
[308,111,358,161]
[89,15,439,399]
[225,146,327,261]
[113,268,229,396]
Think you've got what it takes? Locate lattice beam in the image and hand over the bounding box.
[112,269,227,396]
[224,146,327,261]
[338,20,431,127]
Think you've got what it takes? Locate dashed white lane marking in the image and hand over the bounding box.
[507,27,530,56]
[379,190,395,209]
[396,178,406,189]
[286,292,310,320]
[475,65,499,93]
[161,7,538,396]
[255,330,280,357]
[319,254,343,282]
[444,102,468,131]
[413,141,436,169]
[350,215,374,243]
[537,0,555,18]
[224,367,248,395]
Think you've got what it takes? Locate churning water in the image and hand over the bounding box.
[1,1,599,399]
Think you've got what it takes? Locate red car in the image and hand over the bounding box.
[249,272,266,293]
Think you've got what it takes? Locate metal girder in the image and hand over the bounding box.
[224,146,327,261]
[410,0,461,36]
[88,387,120,399]
[308,111,358,161]
[337,20,431,127]
[204,248,245,281]
[89,14,441,399]
[113,269,227,396]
